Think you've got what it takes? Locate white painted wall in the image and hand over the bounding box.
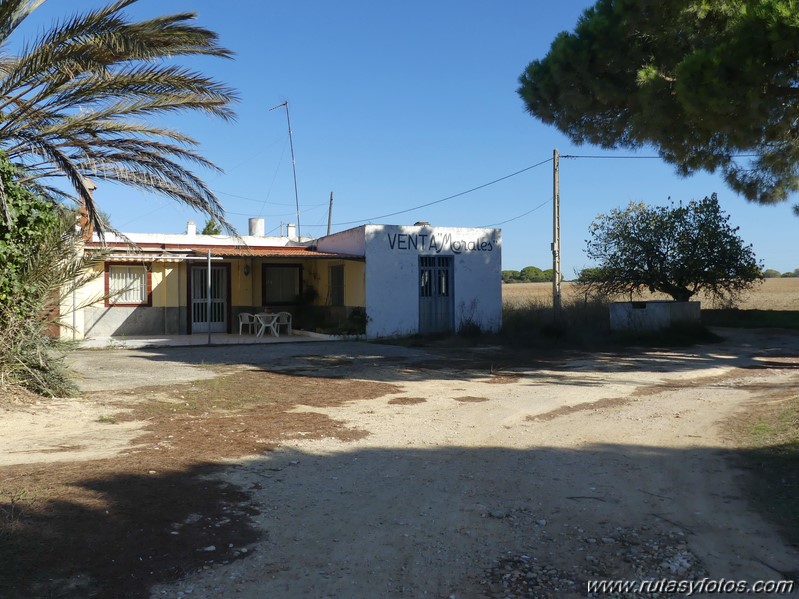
[315,225,367,256]
[361,225,502,338]
[609,301,701,332]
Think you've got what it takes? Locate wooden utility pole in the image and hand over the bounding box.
[552,149,562,317]
[327,192,333,236]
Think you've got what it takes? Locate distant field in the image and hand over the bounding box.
[503,278,799,311]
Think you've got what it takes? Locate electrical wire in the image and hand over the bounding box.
[331,158,553,227]
[562,153,762,159]
[562,154,661,159]
[225,209,297,218]
[481,199,550,228]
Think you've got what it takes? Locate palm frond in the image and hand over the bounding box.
[10,130,103,236]
[0,0,237,233]
[0,0,46,45]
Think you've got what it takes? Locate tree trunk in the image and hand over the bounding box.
[659,282,693,302]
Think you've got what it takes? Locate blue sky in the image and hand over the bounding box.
[17,1,799,274]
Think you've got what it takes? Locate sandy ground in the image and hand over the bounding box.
[4,331,799,598]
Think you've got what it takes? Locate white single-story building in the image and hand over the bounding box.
[65,220,502,340]
[317,224,502,337]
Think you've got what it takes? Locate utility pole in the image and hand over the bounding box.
[269,101,301,239]
[552,149,562,318]
[327,191,333,236]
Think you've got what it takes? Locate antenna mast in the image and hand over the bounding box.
[270,101,301,238]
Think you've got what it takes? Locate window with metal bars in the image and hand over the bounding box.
[419,256,451,297]
[106,264,150,306]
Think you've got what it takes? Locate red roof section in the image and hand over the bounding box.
[197,247,357,259]
[84,241,362,260]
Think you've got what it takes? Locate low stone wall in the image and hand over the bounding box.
[609,301,701,332]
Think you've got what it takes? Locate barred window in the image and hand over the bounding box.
[108,265,148,305]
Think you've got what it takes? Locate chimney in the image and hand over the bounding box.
[248,217,265,236]
[78,178,98,241]
[186,220,197,236]
[287,223,296,240]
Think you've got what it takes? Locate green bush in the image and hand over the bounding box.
[0,154,104,396]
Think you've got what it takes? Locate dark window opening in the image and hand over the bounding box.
[262,264,303,305]
[330,265,344,306]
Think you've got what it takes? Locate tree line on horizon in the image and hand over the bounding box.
[501,266,558,284]
[763,268,799,279]
[504,265,799,285]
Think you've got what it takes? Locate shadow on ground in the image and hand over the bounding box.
[2,442,797,599]
[69,329,799,391]
[0,460,259,599]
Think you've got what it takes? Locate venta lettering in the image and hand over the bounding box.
[386,233,494,253]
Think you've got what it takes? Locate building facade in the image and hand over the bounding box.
[66,222,501,341]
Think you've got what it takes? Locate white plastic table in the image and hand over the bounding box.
[255,313,280,337]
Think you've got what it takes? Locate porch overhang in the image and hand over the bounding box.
[88,245,364,262]
[191,247,364,260]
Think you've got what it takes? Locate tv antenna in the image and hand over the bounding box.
[269,101,301,238]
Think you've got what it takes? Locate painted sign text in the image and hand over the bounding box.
[386,233,495,254]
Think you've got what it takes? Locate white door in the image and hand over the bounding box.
[191,266,227,333]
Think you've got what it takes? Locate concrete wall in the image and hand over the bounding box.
[316,226,366,256]
[609,301,701,332]
[362,225,502,339]
[84,305,187,336]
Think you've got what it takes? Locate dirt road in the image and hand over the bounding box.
[3,331,799,598]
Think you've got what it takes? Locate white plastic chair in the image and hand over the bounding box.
[238,312,256,335]
[276,311,292,336]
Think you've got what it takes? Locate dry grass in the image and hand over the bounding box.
[502,278,799,311]
[0,371,401,599]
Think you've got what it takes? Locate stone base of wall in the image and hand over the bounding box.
[609,301,701,332]
[84,306,187,337]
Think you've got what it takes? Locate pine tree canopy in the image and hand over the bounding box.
[518,0,799,210]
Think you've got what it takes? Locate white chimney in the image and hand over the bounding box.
[186,220,197,236]
[287,223,296,240]
[248,217,265,236]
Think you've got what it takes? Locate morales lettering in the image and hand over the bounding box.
[386,233,495,253]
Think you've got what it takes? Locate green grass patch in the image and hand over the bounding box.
[733,395,799,548]
[703,309,799,329]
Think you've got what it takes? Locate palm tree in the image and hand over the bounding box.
[0,0,238,235]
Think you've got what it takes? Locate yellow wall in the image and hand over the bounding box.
[71,261,188,311]
[314,260,365,307]
[230,260,253,306]
[68,258,365,339]
[146,262,185,308]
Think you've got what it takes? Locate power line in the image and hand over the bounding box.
[214,189,302,206]
[225,209,297,218]
[332,157,553,227]
[562,154,662,159]
[481,198,550,228]
[562,153,762,159]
